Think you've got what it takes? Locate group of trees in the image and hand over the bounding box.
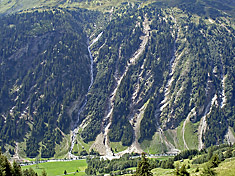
[174,164,190,176]
[108,72,135,146]
[174,145,235,176]
[202,15,235,146]
[0,150,46,176]
[134,153,153,176]
[85,154,140,175]
[204,106,227,147]
[0,115,28,151]
[192,144,235,164]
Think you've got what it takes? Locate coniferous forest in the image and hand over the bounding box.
[0,0,234,167]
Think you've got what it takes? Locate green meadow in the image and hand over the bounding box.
[22,160,87,176]
[22,156,235,176]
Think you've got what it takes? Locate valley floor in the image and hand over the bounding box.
[21,156,235,176]
[22,159,87,176]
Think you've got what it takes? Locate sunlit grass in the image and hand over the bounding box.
[22,159,87,176]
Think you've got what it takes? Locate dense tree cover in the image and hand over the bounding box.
[82,5,143,143]
[176,0,233,18]
[85,154,140,175]
[192,144,234,164]
[158,157,175,170]
[146,3,234,146]
[87,151,193,176]
[204,105,227,147]
[73,1,235,150]
[139,98,157,142]
[202,17,235,146]
[0,149,45,176]
[108,72,134,146]
[173,145,235,175]
[0,114,28,151]
[138,6,175,139]
[9,145,227,176]
[0,8,101,157]
[174,149,199,161]
[85,152,177,175]
[134,153,153,176]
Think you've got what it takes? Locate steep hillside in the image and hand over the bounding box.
[0,0,235,159]
[78,3,235,156]
[0,8,102,158]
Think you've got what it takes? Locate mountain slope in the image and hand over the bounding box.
[0,8,102,157]
[80,3,235,155]
[0,0,234,158]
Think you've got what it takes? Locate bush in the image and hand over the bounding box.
[208,154,220,168]
[201,164,216,176]
[174,164,190,176]
[80,150,88,156]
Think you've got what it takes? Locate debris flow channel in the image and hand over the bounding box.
[68,32,102,158]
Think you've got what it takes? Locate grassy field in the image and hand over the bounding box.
[164,131,174,147]
[152,168,175,176]
[72,134,93,155]
[22,160,87,176]
[54,134,70,159]
[0,0,141,14]
[176,122,185,150]
[140,132,167,154]
[110,142,128,153]
[184,121,199,149]
[216,157,235,176]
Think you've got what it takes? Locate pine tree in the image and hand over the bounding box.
[23,168,38,176]
[2,157,12,176]
[12,161,22,176]
[179,164,190,176]
[134,153,153,176]
[175,164,190,176]
[208,154,220,168]
[0,166,4,176]
[201,164,216,176]
[41,169,47,176]
[0,149,43,176]
[224,148,232,158]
